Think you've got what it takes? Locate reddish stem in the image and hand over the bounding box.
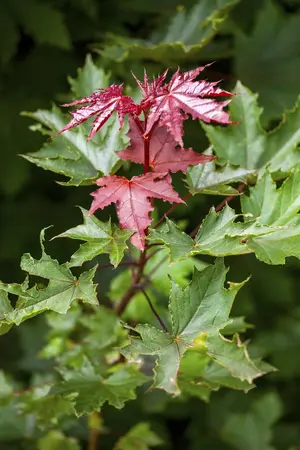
[214,183,246,212]
[144,135,150,174]
[154,193,192,229]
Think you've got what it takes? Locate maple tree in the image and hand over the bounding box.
[2,23,300,447]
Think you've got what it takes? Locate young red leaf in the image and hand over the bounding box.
[141,66,233,146]
[59,85,138,140]
[132,69,168,110]
[118,117,214,173]
[89,172,184,250]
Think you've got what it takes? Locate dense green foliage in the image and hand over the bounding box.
[1,0,300,449]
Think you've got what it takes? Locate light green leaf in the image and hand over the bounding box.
[235,0,300,122]
[206,333,263,383]
[0,230,98,326]
[222,316,253,335]
[151,176,300,264]
[222,393,282,450]
[179,351,254,401]
[0,371,13,399]
[0,291,13,335]
[125,260,263,395]
[55,207,132,268]
[22,104,126,185]
[150,206,279,261]
[20,390,75,427]
[242,170,300,264]
[52,362,148,416]
[242,169,300,226]
[203,82,300,175]
[38,430,80,450]
[186,148,254,196]
[99,0,240,64]
[114,422,163,450]
[68,54,110,98]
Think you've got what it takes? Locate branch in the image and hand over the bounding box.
[88,412,101,450]
[97,260,138,271]
[154,193,191,229]
[115,251,147,315]
[140,287,168,332]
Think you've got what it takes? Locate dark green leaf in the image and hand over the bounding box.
[99,0,240,64]
[11,0,71,50]
[0,230,98,325]
[222,393,282,450]
[235,0,300,122]
[125,260,263,395]
[53,361,148,415]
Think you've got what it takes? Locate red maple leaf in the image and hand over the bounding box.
[118,117,214,173]
[132,69,168,110]
[89,172,184,250]
[136,66,233,146]
[59,85,138,140]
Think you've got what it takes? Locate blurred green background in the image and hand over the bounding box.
[1,0,300,448]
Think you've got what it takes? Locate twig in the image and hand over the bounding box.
[88,428,100,450]
[215,183,246,213]
[145,248,161,261]
[140,287,168,332]
[97,261,138,271]
[88,412,101,450]
[115,252,147,315]
[154,193,192,229]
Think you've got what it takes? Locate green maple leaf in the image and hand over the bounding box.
[124,260,263,395]
[20,389,75,427]
[152,168,300,265]
[52,361,148,415]
[203,82,300,175]
[38,431,80,450]
[22,57,127,185]
[99,0,239,64]
[114,422,163,450]
[186,148,254,196]
[68,54,110,99]
[241,169,300,264]
[178,351,255,403]
[0,230,98,326]
[55,207,132,268]
[149,206,278,261]
[235,0,300,122]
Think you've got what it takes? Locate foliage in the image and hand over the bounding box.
[2,1,300,449]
